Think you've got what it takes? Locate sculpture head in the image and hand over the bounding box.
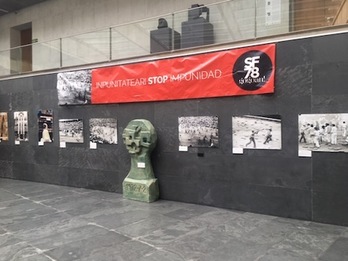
[123,119,157,155]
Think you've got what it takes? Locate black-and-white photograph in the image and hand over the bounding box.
[232,115,282,150]
[38,109,53,143]
[59,119,84,143]
[0,112,8,141]
[89,118,117,144]
[299,113,348,153]
[14,111,29,141]
[57,69,92,105]
[178,116,219,148]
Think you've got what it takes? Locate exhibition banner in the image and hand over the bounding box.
[92,44,275,104]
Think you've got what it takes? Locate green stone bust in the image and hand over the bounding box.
[122,119,159,202]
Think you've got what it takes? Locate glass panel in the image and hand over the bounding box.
[0,49,11,77]
[62,29,110,67]
[32,39,61,71]
[255,0,290,38]
[111,14,173,59]
[10,47,22,75]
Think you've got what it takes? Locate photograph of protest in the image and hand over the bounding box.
[0,112,8,141]
[232,115,282,150]
[178,116,219,148]
[59,119,84,143]
[89,118,117,144]
[57,69,92,105]
[14,111,29,141]
[38,109,53,143]
[298,113,348,153]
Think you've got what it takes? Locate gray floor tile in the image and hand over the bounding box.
[0,178,347,261]
[319,237,348,261]
[77,239,156,261]
[114,214,180,238]
[44,231,131,261]
[0,189,22,202]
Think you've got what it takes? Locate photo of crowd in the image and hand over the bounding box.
[89,118,117,144]
[57,70,92,105]
[298,113,348,153]
[178,116,219,148]
[0,112,8,141]
[232,115,282,150]
[59,119,84,143]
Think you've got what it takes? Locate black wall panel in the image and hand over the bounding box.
[0,32,347,225]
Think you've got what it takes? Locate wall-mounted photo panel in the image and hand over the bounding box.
[298,113,348,153]
[232,115,282,150]
[89,118,117,144]
[57,69,92,105]
[14,111,29,142]
[59,119,84,143]
[178,116,219,148]
[38,109,53,143]
[0,112,8,141]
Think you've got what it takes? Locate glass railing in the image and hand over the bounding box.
[0,0,346,77]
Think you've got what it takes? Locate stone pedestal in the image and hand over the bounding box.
[123,177,159,203]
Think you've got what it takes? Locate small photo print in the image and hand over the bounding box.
[178,116,219,148]
[57,69,92,105]
[38,109,53,143]
[59,119,84,143]
[232,115,282,150]
[0,112,9,141]
[298,113,348,153]
[89,118,117,144]
[14,111,29,141]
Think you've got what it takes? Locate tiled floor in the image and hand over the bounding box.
[0,178,347,261]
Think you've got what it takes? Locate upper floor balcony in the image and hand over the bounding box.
[0,0,347,78]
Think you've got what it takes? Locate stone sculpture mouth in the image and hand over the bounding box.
[129,141,139,153]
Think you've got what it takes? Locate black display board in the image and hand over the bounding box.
[0,32,348,226]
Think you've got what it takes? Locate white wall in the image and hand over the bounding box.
[0,0,289,75]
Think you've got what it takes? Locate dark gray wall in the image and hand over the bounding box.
[0,32,348,226]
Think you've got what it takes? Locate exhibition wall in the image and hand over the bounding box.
[0,32,347,226]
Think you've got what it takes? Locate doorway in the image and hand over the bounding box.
[10,22,32,73]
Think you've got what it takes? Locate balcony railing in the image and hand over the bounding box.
[0,0,347,78]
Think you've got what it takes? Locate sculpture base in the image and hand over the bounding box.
[122,177,159,203]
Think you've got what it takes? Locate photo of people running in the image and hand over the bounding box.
[298,113,348,153]
[232,115,282,150]
[178,116,219,148]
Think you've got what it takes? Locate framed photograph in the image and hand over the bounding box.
[178,116,219,148]
[232,115,282,150]
[57,69,92,105]
[0,112,8,141]
[38,109,53,143]
[59,119,84,143]
[89,118,117,144]
[14,111,29,141]
[299,113,348,153]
